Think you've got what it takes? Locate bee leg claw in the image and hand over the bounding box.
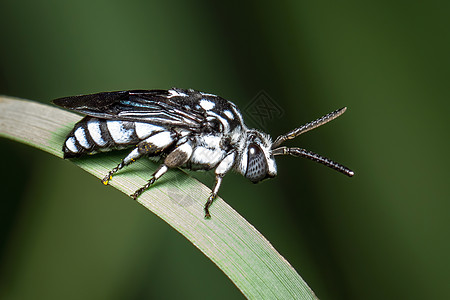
[102,173,112,185]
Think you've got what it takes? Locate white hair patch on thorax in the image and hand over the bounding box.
[201,135,222,148]
[223,110,234,120]
[200,99,215,110]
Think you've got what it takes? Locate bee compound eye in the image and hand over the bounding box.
[245,143,269,183]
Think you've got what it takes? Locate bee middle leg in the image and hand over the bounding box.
[102,147,141,185]
[131,141,193,200]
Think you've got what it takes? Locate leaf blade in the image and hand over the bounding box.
[0,95,317,299]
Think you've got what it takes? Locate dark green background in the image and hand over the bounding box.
[1,1,449,299]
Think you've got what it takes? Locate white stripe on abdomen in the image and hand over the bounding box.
[87,118,107,147]
[107,120,135,144]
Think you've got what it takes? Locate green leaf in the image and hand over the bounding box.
[0,95,317,299]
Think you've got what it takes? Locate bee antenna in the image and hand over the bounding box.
[272,107,347,149]
[273,146,354,177]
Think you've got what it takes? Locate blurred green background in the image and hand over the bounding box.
[1,1,449,299]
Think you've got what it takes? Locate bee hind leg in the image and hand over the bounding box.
[102,147,143,185]
[102,138,168,185]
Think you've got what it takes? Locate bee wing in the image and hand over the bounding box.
[52,90,205,130]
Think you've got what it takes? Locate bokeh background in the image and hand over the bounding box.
[1,1,449,299]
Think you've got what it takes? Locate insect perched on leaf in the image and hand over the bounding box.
[53,88,354,218]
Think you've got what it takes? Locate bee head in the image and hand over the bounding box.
[240,130,277,183]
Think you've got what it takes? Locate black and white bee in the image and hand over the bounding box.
[53,88,354,218]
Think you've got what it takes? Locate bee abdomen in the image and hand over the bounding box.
[63,117,143,158]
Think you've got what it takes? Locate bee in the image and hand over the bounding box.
[53,88,354,218]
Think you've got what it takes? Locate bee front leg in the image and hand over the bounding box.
[204,151,236,218]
